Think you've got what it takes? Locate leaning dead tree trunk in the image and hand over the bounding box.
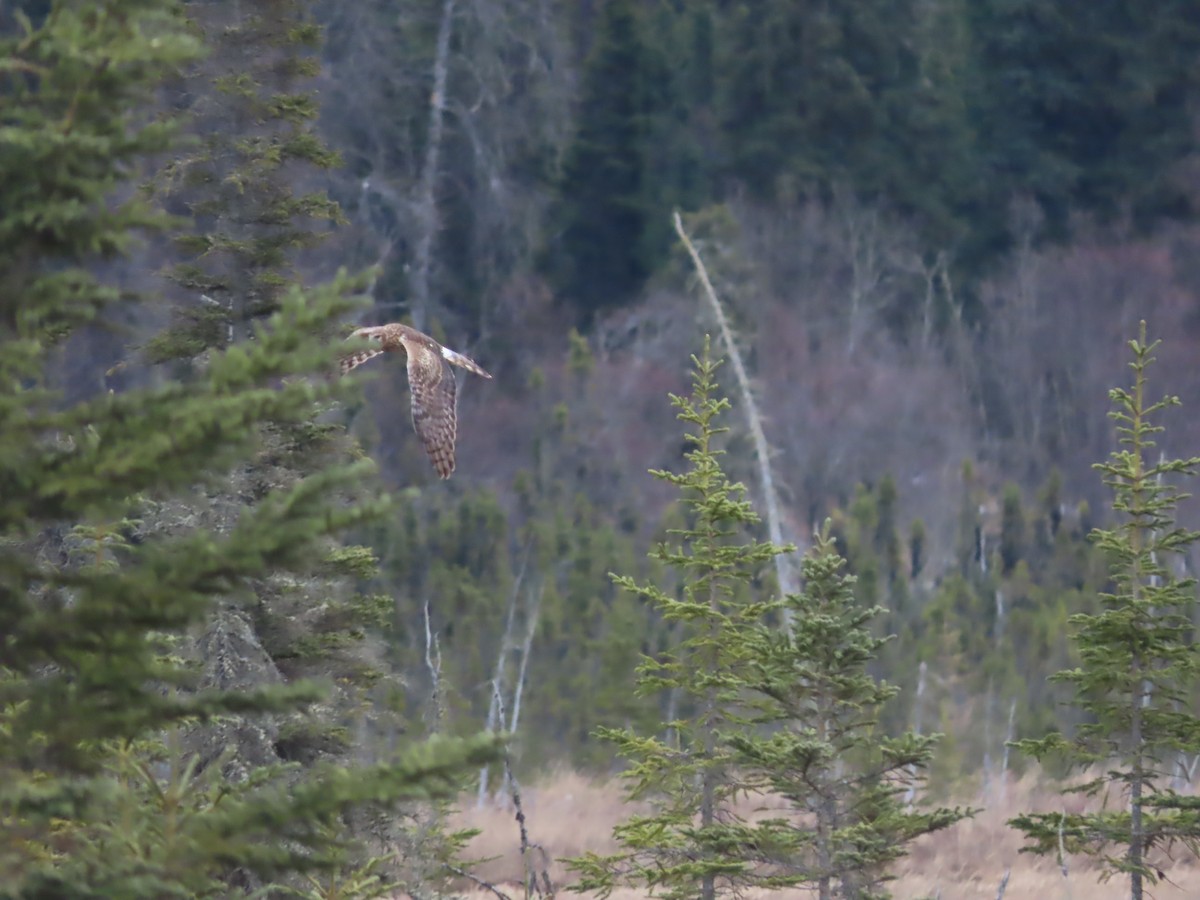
[410,0,456,332]
[673,211,797,609]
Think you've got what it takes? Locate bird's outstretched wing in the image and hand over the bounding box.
[407,344,458,479]
[339,326,390,375]
[338,322,488,479]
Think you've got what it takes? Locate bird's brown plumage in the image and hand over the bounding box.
[340,323,492,479]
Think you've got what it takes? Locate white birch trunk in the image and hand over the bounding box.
[507,582,541,735]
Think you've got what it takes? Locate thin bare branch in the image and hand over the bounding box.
[995,868,1011,900]
[444,863,514,900]
[492,681,555,899]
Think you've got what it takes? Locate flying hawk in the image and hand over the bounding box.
[340,323,492,479]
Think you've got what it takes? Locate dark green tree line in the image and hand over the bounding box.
[546,0,658,318]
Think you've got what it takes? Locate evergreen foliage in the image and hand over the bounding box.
[718,0,979,259]
[546,0,656,318]
[136,0,407,790]
[11,0,1200,843]
[569,338,785,899]
[968,0,1200,239]
[999,482,1025,575]
[0,2,500,895]
[311,0,1200,346]
[570,339,959,899]
[730,527,969,899]
[1009,324,1200,897]
[148,0,344,362]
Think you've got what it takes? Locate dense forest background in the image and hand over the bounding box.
[310,0,1200,782]
[9,0,1200,821]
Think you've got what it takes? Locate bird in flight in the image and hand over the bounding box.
[340,323,492,479]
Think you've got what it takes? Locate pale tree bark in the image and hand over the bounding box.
[410,0,456,332]
[498,580,542,803]
[899,249,948,353]
[1000,696,1017,805]
[982,680,994,804]
[476,545,527,808]
[477,543,543,809]
[995,868,1011,900]
[673,212,797,611]
[423,597,444,729]
[507,582,541,735]
[835,191,884,359]
[905,660,928,807]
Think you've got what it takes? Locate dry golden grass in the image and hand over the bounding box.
[427,769,1200,899]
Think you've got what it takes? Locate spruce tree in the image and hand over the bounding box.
[730,528,968,899]
[570,338,960,899]
[148,0,344,360]
[0,2,499,896]
[144,2,492,890]
[136,0,410,781]
[569,339,785,900]
[1010,324,1200,898]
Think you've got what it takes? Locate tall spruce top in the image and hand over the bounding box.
[1010,322,1200,897]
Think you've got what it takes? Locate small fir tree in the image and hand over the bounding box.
[1000,483,1026,575]
[1009,324,1200,898]
[570,338,786,900]
[730,527,969,899]
[571,338,962,899]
